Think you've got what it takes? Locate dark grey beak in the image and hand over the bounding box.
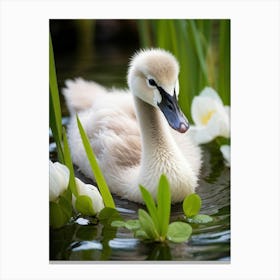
[157,86,189,133]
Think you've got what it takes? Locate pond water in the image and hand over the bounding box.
[49,39,230,262]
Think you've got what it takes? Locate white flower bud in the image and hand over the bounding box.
[49,161,70,201]
[73,178,104,214]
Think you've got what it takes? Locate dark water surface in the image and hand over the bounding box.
[50,40,230,262]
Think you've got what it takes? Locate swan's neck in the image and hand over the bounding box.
[131,96,196,202]
[133,96,179,161]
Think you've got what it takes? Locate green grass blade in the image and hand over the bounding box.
[189,20,209,84]
[157,174,171,237]
[139,185,160,233]
[49,92,64,162]
[76,115,115,208]
[49,34,62,140]
[62,128,78,197]
[175,20,198,121]
[49,33,64,162]
[218,20,230,105]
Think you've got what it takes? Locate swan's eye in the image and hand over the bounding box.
[148,79,157,87]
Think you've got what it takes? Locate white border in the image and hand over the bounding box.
[1,0,279,279]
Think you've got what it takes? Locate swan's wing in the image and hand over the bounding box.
[62,78,108,115]
[88,106,141,169]
[67,91,141,187]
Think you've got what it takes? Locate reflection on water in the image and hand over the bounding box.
[49,35,230,262]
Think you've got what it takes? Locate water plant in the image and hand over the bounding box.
[49,159,106,227]
[73,178,105,216]
[76,115,115,209]
[49,160,73,228]
[50,33,75,228]
[49,34,64,163]
[49,32,115,229]
[49,161,69,202]
[112,175,213,242]
[183,193,213,224]
[112,175,193,243]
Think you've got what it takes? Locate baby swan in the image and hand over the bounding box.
[63,49,201,203]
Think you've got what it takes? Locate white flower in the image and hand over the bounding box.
[220,145,230,167]
[189,87,230,144]
[49,160,70,201]
[73,178,104,214]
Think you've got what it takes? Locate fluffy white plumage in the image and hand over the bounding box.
[63,49,202,203]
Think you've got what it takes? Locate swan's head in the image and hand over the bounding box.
[127,49,189,133]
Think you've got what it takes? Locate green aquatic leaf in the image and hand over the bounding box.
[187,214,213,224]
[134,229,149,240]
[98,207,123,226]
[50,189,72,228]
[59,193,72,218]
[98,207,120,220]
[111,220,126,228]
[63,128,78,197]
[111,219,141,231]
[75,195,96,216]
[138,209,159,240]
[50,201,69,228]
[139,185,159,232]
[167,222,192,243]
[76,115,115,208]
[125,219,141,231]
[157,174,171,237]
[183,193,202,217]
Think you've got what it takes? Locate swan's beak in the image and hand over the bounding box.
[157,87,189,133]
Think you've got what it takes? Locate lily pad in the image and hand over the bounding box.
[183,193,201,217]
[125,219,141,230]
[167,222,192,243]
[75,195,95,216]
[98,207,123,226]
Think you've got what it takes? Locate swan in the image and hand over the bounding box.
[63,49,202,203]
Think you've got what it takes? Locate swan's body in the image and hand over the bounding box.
[63,49,201,203]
